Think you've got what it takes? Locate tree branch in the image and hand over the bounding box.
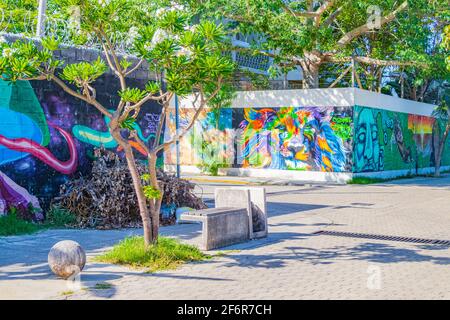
[152,92,174,151]
[321,6,342,27]
[326,55,426,67]
[328,65,352,88]
[155,80,223,153]
[337,1,408,47]
[282,4,318,18]
[125,59,145,77]
[314,0,336,26]
[50,74,112,118]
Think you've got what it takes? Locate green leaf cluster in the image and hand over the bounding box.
[0,37,62,81]
[61,57,107,86]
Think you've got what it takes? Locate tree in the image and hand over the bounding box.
[432,23,450,177]
[445,24,450,71]
[0,0,234,247]
[186,0,447,88]
[0,0,38,34]
[433,102,450,177]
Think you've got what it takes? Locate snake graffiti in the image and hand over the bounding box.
[0,77,161,210]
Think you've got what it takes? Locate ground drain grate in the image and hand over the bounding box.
[313,230,450,245]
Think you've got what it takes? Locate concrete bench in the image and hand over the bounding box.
[179,207,249,250]
[215,187,268,239]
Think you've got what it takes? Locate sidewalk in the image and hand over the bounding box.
[1,175,450,299]
[0,210,330,299]
[182,173,334,186]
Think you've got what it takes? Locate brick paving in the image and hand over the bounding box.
[1,175,449,299]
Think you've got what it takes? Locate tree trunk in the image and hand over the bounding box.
[147,152,162,241]
[301,52,322,89]
[434,123,450,177]
[435,154,441,177]
[110,128,154,247]
[301,61,320,89]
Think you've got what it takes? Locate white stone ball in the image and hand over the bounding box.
[48,240,86,279]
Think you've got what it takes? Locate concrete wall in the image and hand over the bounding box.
[352,105,450,179]
[3,33,152,81]
[165,88,450,182]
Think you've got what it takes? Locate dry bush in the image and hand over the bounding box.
[53,148,206,229]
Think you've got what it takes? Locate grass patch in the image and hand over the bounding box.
[347,170,450,184]
[94,236,211,273]
[347,173,418,185]
[0,212,42,236]
[0,206,77,237]
[347,177,386,184]
[92,282,113,290]
[213,249,241,257]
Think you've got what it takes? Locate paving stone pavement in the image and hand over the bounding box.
[1,175,450,299]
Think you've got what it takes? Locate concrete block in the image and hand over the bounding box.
[215,187,268,239]
[204,207,249,250]
[180,207,249,250]
[215,189,253,238]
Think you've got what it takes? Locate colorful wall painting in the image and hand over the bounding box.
[167,103,450,175]
[165,107,235,167]
[165,105,353,172]
[238,106,351,172]
[352,106,450,173]
[0,76,161,209]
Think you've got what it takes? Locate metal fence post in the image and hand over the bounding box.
[36,0,47,38]
[174,94,181,178]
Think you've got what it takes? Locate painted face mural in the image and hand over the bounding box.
[352,105,449,173]
[239,107,348,172]
[353,108,383,172]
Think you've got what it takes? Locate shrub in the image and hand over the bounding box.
[54,148,206,229]
[0,208,41,236]
[46,206,77,227]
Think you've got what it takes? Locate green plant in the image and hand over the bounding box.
[0,0,234,248]
[0,209,42,236]
[197,161,229,176]
[143,185,162,200]
[347,173,416,184]
[95,236,210,273]
[60,290,75,296]
[91,282,113,290]
[347,177,386,185]
[46,206,77,227]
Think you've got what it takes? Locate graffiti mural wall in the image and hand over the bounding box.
[165,105,354,172]
[352,105,450,173]
[165,107,235,167]
[237,106,352,172]
[0,76,161,210]
[166,102,450,177]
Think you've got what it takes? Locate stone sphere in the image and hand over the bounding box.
[48,240,86,279]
